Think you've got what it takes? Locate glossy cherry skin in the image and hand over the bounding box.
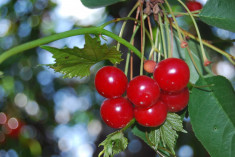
[95,66,128,98]
[153,58,190,92]
[160,87,189,112]
[127,75,160,108]
[100,97,134,129]
[186,1,202,12]
[134,101,168,127]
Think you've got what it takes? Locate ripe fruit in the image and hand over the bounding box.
[153,58,190,92]
[127,75,160,108]
[186,1,202,12]
[95,66,128,98]
[134,101,168,127]
[144,60,157,73]
[100,97,134,129]
[160,87,189,112]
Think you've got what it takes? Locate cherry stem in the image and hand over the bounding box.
[120,119,136,132]
[147,16,154,60]
[158,14,167,59]
[117,1,140,51]
[161,5,171,58]
[125,25,140,76]
[149,27,160,61]
[176,0,209,64]
[164,11,200,17]
[145,24,161,56]
[172,23,235,65]
[186,46,203,76]
[165,0,184,42]
[169,21,174,58]
[157,32,162,62]
[140,2,146,76]
[100,17,140,30]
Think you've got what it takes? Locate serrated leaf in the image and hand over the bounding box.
[41,35,123,78]
[161,121,178,154]
[132,113,186,155]
[99,131,128,157]
[199,0,235,32]
[148,129,160,150]
[188,76,235,157]
[81,0,125,8]
[167,113,187,133]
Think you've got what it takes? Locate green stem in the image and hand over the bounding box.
[158,14,167,59]
[120,119,135,132]
[145,25,161,58]
[140,8,146,75]
[150,27,160,61]
[98,150,104,157]
[163,14,171,58]
[0,26,142,64]
[173,23,235,65]
[158,34,162,62]
[117,1,140,51]
[125,25,140,75]
[164,11,199,17]
[186,47,203,76]
[177,0,208,63]
[100,17,139,29]
[165,0,184,42]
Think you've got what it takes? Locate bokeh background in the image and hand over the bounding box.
[0,0,234,157]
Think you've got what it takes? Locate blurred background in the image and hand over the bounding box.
[0,0,234,157]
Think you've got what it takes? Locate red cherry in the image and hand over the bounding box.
[100,97,134,129]
[134,101,167,127]
[144,60,157,73]
[95,66,128,98]
[153,58,190,92]
[160,87,189,112]
[186,1,203,12]
[127,75,160,108]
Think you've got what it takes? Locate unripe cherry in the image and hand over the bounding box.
[144,60,157,73]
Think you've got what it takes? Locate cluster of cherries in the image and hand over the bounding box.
[95,58,190,129]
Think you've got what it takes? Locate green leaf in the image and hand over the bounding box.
[199,0,235,32]
[172,30,216,83]
[99,131,128,157]
[81,0,125,8]
[132,113,186,154]
[188,76,235,157]
[41,35,123,78]
[173,35,204,83]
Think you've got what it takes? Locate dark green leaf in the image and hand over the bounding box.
[188,76,235,157]
[41,35,123,78]
[199,0,235,32]
[99,131,128,157]
[81,0,125,8]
